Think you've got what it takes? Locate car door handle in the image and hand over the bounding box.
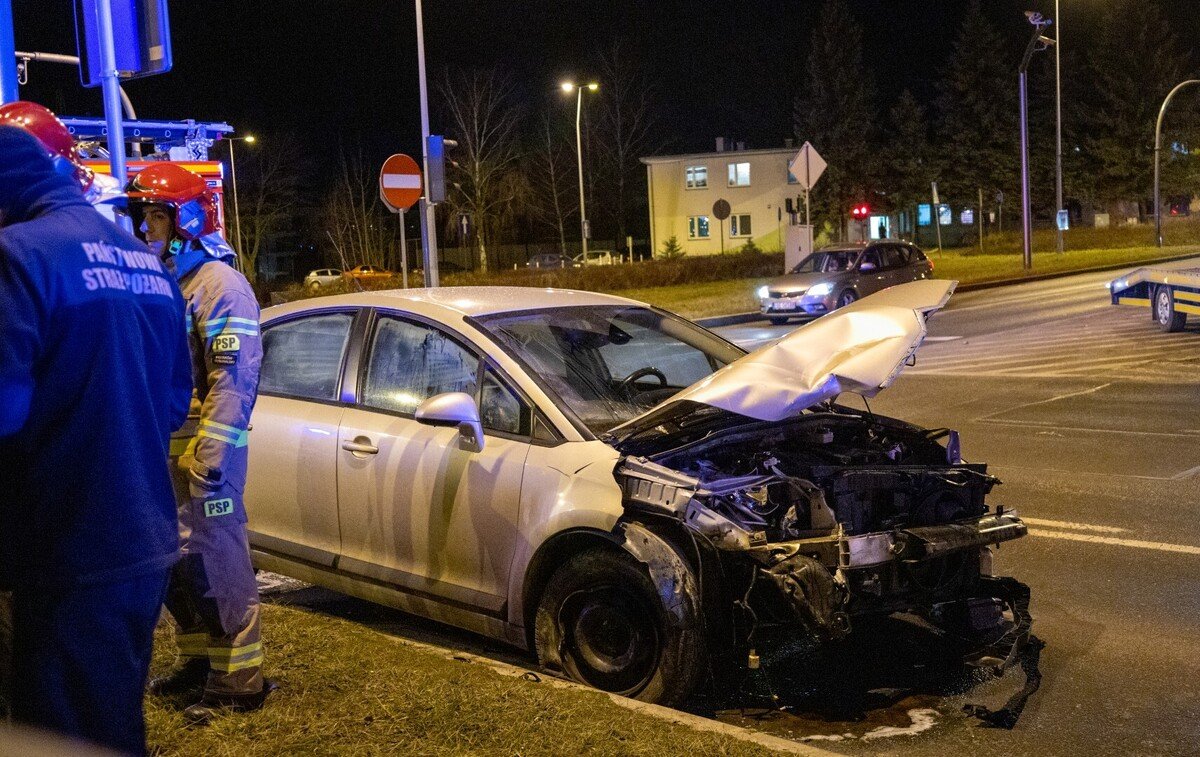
[341,437,379,455]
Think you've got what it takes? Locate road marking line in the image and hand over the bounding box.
[1172,465,1200,480]
[1020,517,1127,533]
[972,383,1111,421]
[1028,529,1200,556]
[976,418,1199,437]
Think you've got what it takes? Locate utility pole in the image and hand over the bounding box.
[1054,0,1064,254]
[1019,12,1054,271]
[0,1,18,104]
[415,0,438,287]
[95,0,128,185]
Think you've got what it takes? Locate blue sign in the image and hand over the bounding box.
[74,0,172,88]
[918,203,932,227]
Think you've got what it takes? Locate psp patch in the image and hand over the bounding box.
[212,333,240,365]
[203,498,234,518]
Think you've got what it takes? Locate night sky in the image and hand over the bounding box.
[11,1,1200,168]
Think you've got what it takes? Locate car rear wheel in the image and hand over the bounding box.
[836,289,858,309]
[534,548,703,706]
[1155,286,1186,332]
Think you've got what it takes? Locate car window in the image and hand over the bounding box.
[860,249,882,269]
[260,312,354,401]
[362,316,479,415]
[881,246,908,269]
[908,246,927,263]
[480,366,530,436]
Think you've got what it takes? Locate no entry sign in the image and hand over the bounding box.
[379,153,423,212]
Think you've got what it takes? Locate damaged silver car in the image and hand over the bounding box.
[246,280,1031,707]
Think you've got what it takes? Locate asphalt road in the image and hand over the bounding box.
[707,258,1200,755]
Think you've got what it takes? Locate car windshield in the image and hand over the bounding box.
[475,305,745,433]
[791,249,860,274]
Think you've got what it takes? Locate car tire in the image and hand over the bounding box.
[836,289,858,309]
[768,316,789,326]
[534,548,703,706]
[307,281,321,294]
[1155,286,1186,332]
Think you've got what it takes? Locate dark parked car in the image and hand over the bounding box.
[526,253,576,269]
[758,241,934,324]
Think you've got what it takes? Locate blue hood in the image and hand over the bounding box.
[0,126,89,225]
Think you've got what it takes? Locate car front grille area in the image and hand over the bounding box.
[769,291,807,299]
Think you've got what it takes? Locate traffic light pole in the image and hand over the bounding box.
[414,0,439,288]
[0,1,18,104]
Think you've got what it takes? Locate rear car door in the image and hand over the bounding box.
[335,312,529,616]
[246,309,358,565]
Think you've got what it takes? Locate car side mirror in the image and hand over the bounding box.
[415,392,485,453]
[858,261,876,272]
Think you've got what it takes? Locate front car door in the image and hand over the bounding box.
[246,309,358,565]
[335,312,529,617]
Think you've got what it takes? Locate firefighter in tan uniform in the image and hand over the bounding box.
[123,163,272,723]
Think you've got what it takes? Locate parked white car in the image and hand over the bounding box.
[245,282,1031,705]
[303,268,343,292]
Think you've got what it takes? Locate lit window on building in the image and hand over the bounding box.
[688,215,711,239]
[727,162,750,187]
[730,214,752,236]
[685,165,708,189]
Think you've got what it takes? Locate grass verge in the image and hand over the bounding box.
[144,603,777,757]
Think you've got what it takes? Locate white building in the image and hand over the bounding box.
[641,141,802,256]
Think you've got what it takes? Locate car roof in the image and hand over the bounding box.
[262,286,647,322]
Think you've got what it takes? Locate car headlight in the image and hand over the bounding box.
[808,282,833,297]
[756,285,770,299]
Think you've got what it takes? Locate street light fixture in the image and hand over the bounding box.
[561,80,599,264]
[1018,12,1054,270]
[223,134,257,256]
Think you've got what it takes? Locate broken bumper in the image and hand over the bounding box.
[748,512,1029,645]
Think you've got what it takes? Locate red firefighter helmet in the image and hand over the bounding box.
[0,101,93,190]
[124,163,220,240]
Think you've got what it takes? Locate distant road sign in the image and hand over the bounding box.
[712,198,731,221]
[379,153,422,212]
[788,141,826,191]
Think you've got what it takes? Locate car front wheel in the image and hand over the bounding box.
[836,289,858,309]
[534,548,703,706]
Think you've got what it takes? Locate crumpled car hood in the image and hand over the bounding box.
[608,280,955,443]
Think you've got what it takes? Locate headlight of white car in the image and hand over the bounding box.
[808,282,833,297]
[756,285,770,299]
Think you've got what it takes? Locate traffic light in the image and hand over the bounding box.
[850,203,871,218]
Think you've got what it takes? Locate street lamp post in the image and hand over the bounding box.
[562,81,598,264]
[224,134,256,256]
[1154,80,1200,247]
[1054,0,1064,254]
[1019,12,1055,271]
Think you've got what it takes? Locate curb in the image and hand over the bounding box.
[378,633,838,757]
[697,250,1200,327]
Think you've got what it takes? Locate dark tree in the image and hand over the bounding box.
[881,90,934,238]
[594,40,657,254]
[1078,0,1190,216]
[936,1,1019,207]
[792,0,877,240]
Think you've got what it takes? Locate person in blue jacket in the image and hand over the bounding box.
[0,126,192,754]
